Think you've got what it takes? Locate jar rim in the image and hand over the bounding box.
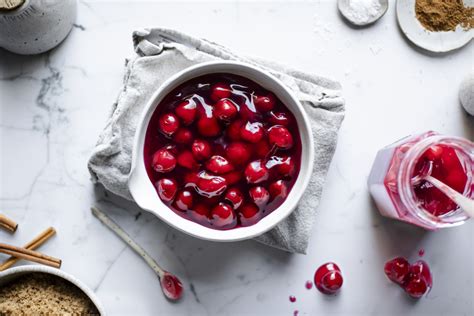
[397,135,474,228]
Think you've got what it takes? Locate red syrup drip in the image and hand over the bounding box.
[144,73,302,230]
[289,295,296,303]
[384,257,433,299]
[293,310,299,316]
[305,280,313,289]
[418,249,425,257]
[160,273,183,301]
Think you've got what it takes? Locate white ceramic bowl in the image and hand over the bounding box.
[0,265,106,315]
[129,61,314,242]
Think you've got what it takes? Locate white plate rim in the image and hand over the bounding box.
[396,0,474,53]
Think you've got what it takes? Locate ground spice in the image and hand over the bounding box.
[0,273,100,315]
[415,0,474,31]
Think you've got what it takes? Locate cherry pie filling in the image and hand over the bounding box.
[144,73,302,230]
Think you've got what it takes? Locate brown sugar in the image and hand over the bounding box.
[0,272,100,315]
[415,0,474,31]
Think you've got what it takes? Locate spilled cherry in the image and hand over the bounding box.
[314,262,343,295]
[384,257,433,299]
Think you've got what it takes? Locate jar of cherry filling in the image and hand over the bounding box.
[368,131,474,229]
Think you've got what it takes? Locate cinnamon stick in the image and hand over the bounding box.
[0,214,18,233]
[0,243,61,269]
[0,227,56,271]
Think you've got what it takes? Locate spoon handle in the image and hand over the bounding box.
[425,176,474,217]
[91,207,165,278]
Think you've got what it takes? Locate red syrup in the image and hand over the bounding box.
[160,273,183,301]
[144,73,302,230]
[413,144,468,216]
[418,249,425,257]
[384,257,432,299]
[314,262,343,295]
[305,280,313,289]
[289,295,296,303]
[293,311,299,316]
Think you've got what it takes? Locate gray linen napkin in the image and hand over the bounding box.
[88,28,345,254]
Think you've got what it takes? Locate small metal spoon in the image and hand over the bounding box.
[91,207,183,301]
[338,0,389,26]
[411,163,474,217]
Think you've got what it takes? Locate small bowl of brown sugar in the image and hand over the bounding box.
[397,0,473,52]
[0,265,105,315]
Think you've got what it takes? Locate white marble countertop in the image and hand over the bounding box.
[1,1,473,315]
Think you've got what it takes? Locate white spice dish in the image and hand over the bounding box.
[397,0,474,53]
[338,0,389,26]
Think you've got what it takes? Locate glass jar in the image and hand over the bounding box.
[368,131,474,229]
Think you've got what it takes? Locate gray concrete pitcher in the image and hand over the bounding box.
[0,0,77,55]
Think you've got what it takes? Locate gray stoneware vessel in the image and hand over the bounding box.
[0,0,77,55]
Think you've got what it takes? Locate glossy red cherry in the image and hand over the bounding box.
[277,156,296,177]
[226,142,251,165]
[268,125,293,149]
[191,139,212,161]
[245,160,269,184]
[159,113,180,136]
[424,145,443,161]
[240,121,264,143]
[163,144,178,155]
[404,276,428,299]
[268,111,290,126]
[254,93,276,112]
[210,82,232,102]
[249,186,270,206]
[410,261,432,286]
[155,178,178,202]
[172,128,193,144]
[152,148,176,173]
[445,169,467,192]
[222,171,243,186]
[183,172,199,187]
[384,257,410,285]
[195,171,228,198]
[254,140,273,158]
[177,150,199,170]
[404,260,432,298]
[191,203,209,217]
[175,190,194,211]
[224,188,244,209]
[238,203,260,226]
[175,99,197,125]
[238,102,259,121]
[210,202,236,228]
[205,155,234,174]
[269,180,288,199]
[314,262,343,295]
[227,119,243,141]
[188,203,210,223]
[214,99,238,122]
[197,116,221,137]
[440,146,462,170]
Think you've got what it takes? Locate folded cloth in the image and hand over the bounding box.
[88,28,345,254]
